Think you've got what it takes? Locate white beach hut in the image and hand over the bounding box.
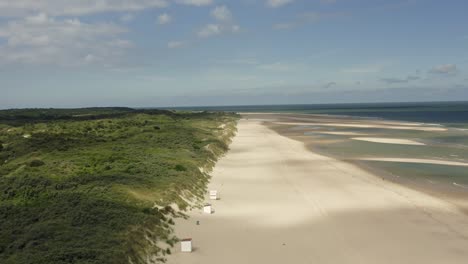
[180,238,192,253]
[203,203,213,214]
[209,190,218,200]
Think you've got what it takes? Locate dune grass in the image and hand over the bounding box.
[0,108,238,264]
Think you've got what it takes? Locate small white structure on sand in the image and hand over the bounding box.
[181,238,192,253]
[209,190,218,200]
[203,203,213,214]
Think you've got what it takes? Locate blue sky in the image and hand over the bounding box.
[1,0,468,108]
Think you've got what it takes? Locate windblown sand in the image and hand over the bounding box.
[274,122,448,131]
[352,137,426,145]
[167,120,468,264]
[359,157,468,167]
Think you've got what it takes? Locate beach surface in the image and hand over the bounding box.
[274,121,448,131]
[351,137,426,145]
[167,118,468,264]
[357,157,468,167]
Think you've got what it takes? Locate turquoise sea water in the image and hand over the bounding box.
[169,101,468,126]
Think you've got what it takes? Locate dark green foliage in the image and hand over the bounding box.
[29,159,45,167]
[174,165,186,172]
[0,108,239,264]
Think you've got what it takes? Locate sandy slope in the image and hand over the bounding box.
[167,119,468,264]
[352,137,426,145]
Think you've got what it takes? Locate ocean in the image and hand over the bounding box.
[170,101,468,125]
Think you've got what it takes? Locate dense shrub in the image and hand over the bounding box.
[174,165,186,172]
[29,159,45,167]
[0,108,238,264]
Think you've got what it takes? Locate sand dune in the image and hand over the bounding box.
[273,122,448,131]
[167,120,468,264]
[352,137,425,145]
[358,157,468,167]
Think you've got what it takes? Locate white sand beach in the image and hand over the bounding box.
[352,137,426,145]
[167,119,468,264]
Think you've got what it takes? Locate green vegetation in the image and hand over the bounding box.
[0,108,238,264]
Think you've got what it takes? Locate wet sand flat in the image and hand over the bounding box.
[358,157,468,167]
[351,137,426,145]
[318,131,370,136]
[167,119,468,264]
[273,122,448,131]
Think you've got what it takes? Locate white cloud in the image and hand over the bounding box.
[24,12,52,24]
[157,13,172,25]
[273,23,295,30]
[299,12,322,22]
[174,0,213,6]
[0,0,169,17]
[198,24,222,37]
[211,6,232,21]
[197,24,240,38]
[231,25,240,33]
[198,5,239,38]
[168,41,184,48]
[0,15,130,65]
[273,11,340,30]
[266,0,294,8]
[323,82,337,88]
[257,62,293,71]
[380,76,420,84]
[109,39,134,48]
[120,13,134,23]
[0,0,217,17]
[429,64,458,75]
[341,66,382,74]
[84,54,100,64]
[214,58,259,65]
